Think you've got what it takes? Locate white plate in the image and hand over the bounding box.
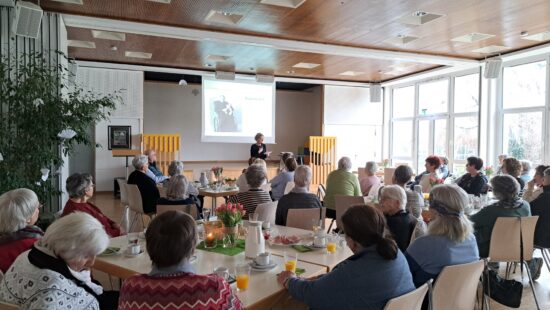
[124,249,144,258]
[249,261,277,271]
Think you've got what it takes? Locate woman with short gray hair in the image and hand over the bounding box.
[519,160,532,184]
[128,155,161,214]
[0,188,43,273]
[158,175,202,218]
[360,161,380,196]
[378,185,417,251]
[0,212,119,309]
[229,164,272,219]
[62,173,122,237]
[324,156,361,221]
[470,175,531,258]
[167,160,199,198]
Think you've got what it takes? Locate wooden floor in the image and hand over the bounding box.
[91,192,550,309]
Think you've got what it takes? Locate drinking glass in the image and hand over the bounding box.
[283,252,298,273]
[311,219,323,235]
[202,209,211,221]
[235,263,251,291]
[127,232,139,246]
[326,235,337,254]
[250,213,259,221]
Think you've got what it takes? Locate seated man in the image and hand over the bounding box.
[276,165,323,226]
[324,157,361,220]
[144,149,169,183]
[378,185,418,251]
[530,167,550,249]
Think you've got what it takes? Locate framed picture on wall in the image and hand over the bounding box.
[108,126,131,150]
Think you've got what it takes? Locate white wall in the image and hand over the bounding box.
[143,82,321,161]
[76,67,144,191]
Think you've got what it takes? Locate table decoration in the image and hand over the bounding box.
[216,203,245,248]
[196,239,245,256]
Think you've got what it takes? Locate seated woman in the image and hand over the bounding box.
[276,165,323,226]
[0,213,118,309]
[418,155,442,193]
[229,164,272,218]
[392,165,424,218]
[62,173,122,237]
[378,185,419,252]
[237,157,257,193]
[270,157,297,201]
[158,175,202,218]
[360,161,380,196]
[519,160,532,185]
[128,154,160,214]
[455,156,488,196]
[119,211,242,309]
[167,160,199,198]
[277,205,415,309]
[501,157,526,194]
[470,175,530,259]
[524,165,550,202]
[405,184,479,287]
[324,157,361,219]
[0,188,43,273]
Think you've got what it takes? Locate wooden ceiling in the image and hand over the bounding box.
[40,0,550,82]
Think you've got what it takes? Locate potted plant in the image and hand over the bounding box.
[216,202,245,248]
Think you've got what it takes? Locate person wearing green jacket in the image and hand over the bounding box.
[324,157,362,220]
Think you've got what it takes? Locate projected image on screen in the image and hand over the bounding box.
[202,77,275,143]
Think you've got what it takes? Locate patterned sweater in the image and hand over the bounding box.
[118,272,242,310]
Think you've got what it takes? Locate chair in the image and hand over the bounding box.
[430,260,485,310]
[357,167,367,181]
[333,195,365,230]
[384,280,431,310]
[256,201,278,225]
[284,181,295,195]
[487,216,540,308]
[0,302,20,310]
[535,246,550,273]
[317,184,326,201]
[157,204,198,219]
[384,167,396,185]
[126,184,154,232]
[286,207,326,230]
[117,179,130,231]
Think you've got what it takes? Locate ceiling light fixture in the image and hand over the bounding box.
[91,30,126,41]
[384,35,419,45]
[145,0,171,3]
[339,71,364,76]
[260,0,306,9]
[292,62,320,69]
[471,45,508,54]
[451,32,495,43]
[50,0,83,4]
[400,11,444,26]
[521,31,550,42]
[205,10,244,25]
[124,51,152,59]
[67,40,96,48]
[178,79,187,86]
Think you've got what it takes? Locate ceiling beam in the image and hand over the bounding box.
[62,14,479,67]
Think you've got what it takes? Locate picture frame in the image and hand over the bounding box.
[108,125,131,150]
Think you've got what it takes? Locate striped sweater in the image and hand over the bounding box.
[118,272,242,310]
[228,189,272,219]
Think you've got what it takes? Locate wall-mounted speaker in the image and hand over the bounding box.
[255,74,274,83]
[12,1,43,39]
[484,58,503,79]
[370,84,382,102]
[215,71,235,81]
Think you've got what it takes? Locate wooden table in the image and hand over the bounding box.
[266,225,353,271]
[93,236,325,309]
[199,187,239,214]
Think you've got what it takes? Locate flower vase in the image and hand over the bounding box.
[223,225,238,248]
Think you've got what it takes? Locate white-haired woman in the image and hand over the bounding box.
[167,160,199,199]
[158,175,202,218]
[378,185,418,252]
[0,213,119,309]
[324,157,361,220]
[405,185,479,287]
[360,161,380,196]
[62,173,122,237]
[0,188,43,273]
[229,164,271,218]
[128,155,160,214]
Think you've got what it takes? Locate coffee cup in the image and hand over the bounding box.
[262,221,271,230]
[128,244,141,255]
[213,267,230,280]
[255,252,271,266]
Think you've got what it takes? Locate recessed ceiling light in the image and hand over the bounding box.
[206,55,231,62]
[380,70,402,76]
[260,0,306,9]
[204,63,213,67]
[384,35,419,45]
[125,51,152,59]
[91,30,126,41]
[67,40,95,48]
[110,45,118,51]
[388,63,416,72]
[146,0,171,3]
[471,45,508,54]
[204,10,244,26]
[452,32,495,43]
[292,62,320,69]
[521,31,550,42]
[50,0,83,4]
[286,70,295,74]
[339,71,364,76]
[400,11,444,26]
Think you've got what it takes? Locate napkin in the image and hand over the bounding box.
[292,245,313,253]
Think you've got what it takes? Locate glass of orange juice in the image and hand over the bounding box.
[326,235,337,254]
[235,263,251,291]
[284,252,298,273]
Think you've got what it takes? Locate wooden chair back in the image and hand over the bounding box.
[384,280,431,310]
[156,204,198,219]
[117,178,129,206]
[256,201,278,225]
[126,184,145,215]
[286,207,326,230]
[431,260,485,310]
[489,216,539,262]
[335,195,365,228]
[284,181,295,195]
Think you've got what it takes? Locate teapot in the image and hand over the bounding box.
[245,221,265,258]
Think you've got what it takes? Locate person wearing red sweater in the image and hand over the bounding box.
[119,211,242,310]
[62,173,122,237]
[0,188,43,273]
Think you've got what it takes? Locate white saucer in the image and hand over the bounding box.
[124,249,144,258]
[249,261,277,271]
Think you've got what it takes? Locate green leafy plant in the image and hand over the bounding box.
[0,52,119,212]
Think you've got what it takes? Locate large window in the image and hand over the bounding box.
[392,120,413,158]
[419,79,448,115]
[393,86,415,118]
[501,61,547,164]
